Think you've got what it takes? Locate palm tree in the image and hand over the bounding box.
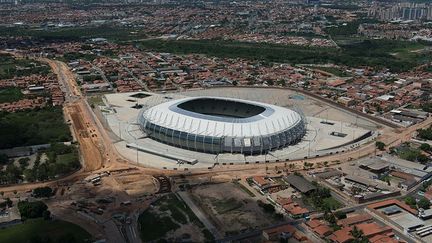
[350,226,368,243]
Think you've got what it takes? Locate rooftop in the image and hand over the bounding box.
[338,214,373,227]
[284,174,317,193]
[367,199,418,215]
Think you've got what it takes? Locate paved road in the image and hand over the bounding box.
[177,191,223,240]
[104,220,126,243]
[125,212,141,243]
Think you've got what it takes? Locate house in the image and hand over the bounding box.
[283,174,316,194]
[337,214,373,227]
[355,223,393,239]
[252,176,269,188]
[283,204,309,218]
[329,227,354,243]
[313,224,333,238]
[262,224,296,241]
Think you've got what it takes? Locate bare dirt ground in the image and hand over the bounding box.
[190,182,279,236]
[66,103,103,172]
[111,171,157,196]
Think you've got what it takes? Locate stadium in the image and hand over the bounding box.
[102,87,378,169]
[137,96,306,155]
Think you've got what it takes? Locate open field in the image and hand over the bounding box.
[138,193,212,242]
[112,172,157,196]
[191,182,282,236]
[0,218,92,243]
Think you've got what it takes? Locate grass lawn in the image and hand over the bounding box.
[0,218,92,243]
[0,87,24,103]
[397,146,423,162]
[87,95,105,107]
[57,152,79,165]
[322,197,342,211]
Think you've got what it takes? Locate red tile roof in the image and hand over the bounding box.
[355,223,393,238]
[369,234,400,243]
[337,214,373,227]
[252,176,268,187]
[329,227,354,243]
[313,224,333,237]
[287,206,309,215]
[367,199,417,215]
[306,219,322,229]
[263,224,296,237]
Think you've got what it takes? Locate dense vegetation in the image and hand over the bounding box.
[396,146,429,164]
[0,54,50,80]
[0,143,80,184]
[0,87,24,103]
[0,218,91,243]
[0,26,147,42]
[0,107,72,149]
[418,127,432,140]
[32,186,54,198]
[17,201,49,219]
[304,181,342,211]
[138,39,429,72]
[405,196,431,210]
[375,141,385,151]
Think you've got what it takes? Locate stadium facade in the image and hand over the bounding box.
[138,97,306,155]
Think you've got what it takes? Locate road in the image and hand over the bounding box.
[2,54,432,243]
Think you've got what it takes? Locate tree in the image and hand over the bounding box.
[5,164,22,183]
[375,141,385,151]
[405,196,416,208]
[418,198,431,210]
[24,169,36,182]
[42,210,51,220]
[18,157,30,170]
[420,143,431,152]
[335,211,347,219]
[418,128,432,140]
[350,226,368,243]
[324,211,337,225]
[17,201,49,219]
[0,153,9,165]
[5,198,12,207]
[418,154,429,164]
[33,187,53,198]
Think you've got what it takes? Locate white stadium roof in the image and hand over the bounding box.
[140,96,303,138]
